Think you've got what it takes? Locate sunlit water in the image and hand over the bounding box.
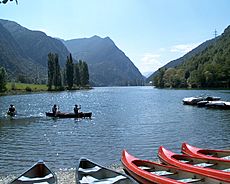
[0,87,230,176]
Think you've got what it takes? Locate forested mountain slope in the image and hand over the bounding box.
[153,26,230,88]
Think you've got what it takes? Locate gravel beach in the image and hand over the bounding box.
[0,164,125,184]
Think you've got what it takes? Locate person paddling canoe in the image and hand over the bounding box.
[7,104,16,116]
[52,104,58,115]
[74,104,81,115]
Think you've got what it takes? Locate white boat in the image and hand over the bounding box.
[205,100,230,109]
[182,96,221,105]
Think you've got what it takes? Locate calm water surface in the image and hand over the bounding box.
[0,87,230,176]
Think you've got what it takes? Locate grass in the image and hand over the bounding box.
[5,82,48,93]
[1,83,92,96]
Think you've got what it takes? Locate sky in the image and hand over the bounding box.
[1,0,230,76]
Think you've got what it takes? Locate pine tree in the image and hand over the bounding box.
[81,61,89,85]
[65,54,74,89]
[74,63,80,86]
[47,53,55,90]
[53,54,62,89]
[47,53,62,90]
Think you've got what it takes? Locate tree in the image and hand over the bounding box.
[65,54,74,89]
[47,53,55,90]
[53,54,62,90]
[47,53,62,90]
[81,61,89,85]
[78,60,89,86]
[74,63,80,86]
[0,67,7,92]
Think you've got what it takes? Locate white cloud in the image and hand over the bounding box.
[170,43,200,54]
[137,54,163,76]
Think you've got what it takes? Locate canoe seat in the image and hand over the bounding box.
[78,166,101,173]
[138,166,152,170]
[137,166,176,176]
[222,168,230,172]
[18,173,53,182]
[193,162,215,168]
[178,178,203,183]
[150,170,176,176]
[221,156,230,160]
[179,159,192,164]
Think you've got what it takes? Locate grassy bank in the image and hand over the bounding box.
[1,83,92,96]
[6,82,48,91]
[0,82,48,96]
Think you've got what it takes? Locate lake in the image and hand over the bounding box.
[0,86,230,176]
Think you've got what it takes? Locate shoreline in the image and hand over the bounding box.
[0,87,93,97]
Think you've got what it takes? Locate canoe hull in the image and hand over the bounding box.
[158,146,230,182]
[77,157,137,184]
[122,150,184,184]
[182,142,230,161]
[46,112,92,119]
[10,160,57,184]
[122,150,229,184]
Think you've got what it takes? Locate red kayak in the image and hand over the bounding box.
[158,146,230,182]
[121,150,229,184]
[182,142,230,161]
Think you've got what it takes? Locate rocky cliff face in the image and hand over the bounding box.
[64,36,144,86]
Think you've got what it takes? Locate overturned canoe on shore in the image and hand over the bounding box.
[46,112,92,119]
[10,160,57,184]
[182,142,230,161]
[77,157,137,184]
[122,150,229,184]
[158,146,230,182]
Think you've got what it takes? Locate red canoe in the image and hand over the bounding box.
[182,142,230,161]
[121,150,229,184]
[158,146,230,182]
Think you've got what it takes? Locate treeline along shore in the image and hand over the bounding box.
[0,52,91,96]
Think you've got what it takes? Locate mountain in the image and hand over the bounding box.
[64,36,144,86]
[0,21,45,81]
[0,19,143,86]
[0,19,70,68]
[146,38,216,83]
[153,25,230,88]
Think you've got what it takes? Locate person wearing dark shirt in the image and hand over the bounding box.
[52,104,58,115]
[8,104,16,116]
[74,104,81,115]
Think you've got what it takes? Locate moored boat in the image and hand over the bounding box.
[158,146,230,182]
[46,112,92,119]
[121,150,229,184]
[182,142,230,161]
[182,96,221,105]
[77,157,137,184]
[10,160,57,184]
[205,101,230,109]
[182,97,204,105]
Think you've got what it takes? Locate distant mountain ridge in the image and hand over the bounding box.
[146,38,217,82]
[152,25,230,88]
[64,36,144,86]
[0,19,70,68]
[0,21,45,80]
[0,19,144,86]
